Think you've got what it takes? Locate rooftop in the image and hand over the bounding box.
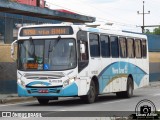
[0,0,95,23]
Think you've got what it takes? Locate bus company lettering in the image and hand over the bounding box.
[112,65,128,74]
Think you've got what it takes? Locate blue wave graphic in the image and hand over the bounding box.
[98,62,147,93]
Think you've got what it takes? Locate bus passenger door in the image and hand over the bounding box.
[77,31,90,95]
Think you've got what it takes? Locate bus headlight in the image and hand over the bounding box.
[17,78,26,88]
[63,78,75,87]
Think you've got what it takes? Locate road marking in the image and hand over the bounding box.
[59,109,67,111]
[152,93,160,96]
[101,99,128,104]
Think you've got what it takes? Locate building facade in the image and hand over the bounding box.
[0,0,95,94]
[147,34,160,82]
[0,12,59,44]
[0,12,60,93]
[10,0,45,7]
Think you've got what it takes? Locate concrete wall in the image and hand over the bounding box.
[147,35,160,82]
[149,52,160,82]
[0,44,17,93]
[147,34,160,52]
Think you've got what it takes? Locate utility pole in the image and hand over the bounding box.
[137,1,150,33]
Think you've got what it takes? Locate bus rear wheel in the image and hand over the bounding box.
[82,80,96,104]
[37,98,49,105]
[116,77,133,98]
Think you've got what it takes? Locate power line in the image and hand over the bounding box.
[137,1,150,33]
[46,1,91,16]
[46,1,141,30]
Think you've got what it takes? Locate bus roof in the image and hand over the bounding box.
[18,23,147,39]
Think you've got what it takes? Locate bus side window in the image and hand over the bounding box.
[89,33,100,57]
[110,36,119,58]
[127,38,135,58]
[119,37,127,58]
[100,35,110,57]
[142,39,147,58]
[135,39,142,58]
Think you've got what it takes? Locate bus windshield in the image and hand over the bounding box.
[18,38,77,71]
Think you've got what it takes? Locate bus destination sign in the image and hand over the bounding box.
[20,26,73,36]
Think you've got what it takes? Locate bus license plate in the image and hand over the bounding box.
[38,89,48,93]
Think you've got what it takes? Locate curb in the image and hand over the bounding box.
[149,81,160,87]
[0,97,36,104]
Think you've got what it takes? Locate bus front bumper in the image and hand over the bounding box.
[17,83,78,97]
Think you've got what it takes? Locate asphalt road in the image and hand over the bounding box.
[0,85,160,120]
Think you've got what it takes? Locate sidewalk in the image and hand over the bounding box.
[0,94,35,104]
[0,81,160,104]
[149,81,160,87]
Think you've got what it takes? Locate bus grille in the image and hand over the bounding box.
[27,88,61,94]
[24,73,65,79]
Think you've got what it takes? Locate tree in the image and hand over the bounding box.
[145,29,151,34]
[145,27,160,35]
[153,26,160,35]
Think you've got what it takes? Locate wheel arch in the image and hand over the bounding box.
[91,75,99,95]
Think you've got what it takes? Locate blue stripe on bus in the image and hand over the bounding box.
[98,62,147,93]
[88,28,99,33]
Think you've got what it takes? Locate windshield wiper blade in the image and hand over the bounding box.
[48,35,61,52]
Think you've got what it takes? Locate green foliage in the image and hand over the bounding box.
[145,29,151,34]
[153,26,160,35]
[145,27,160,35]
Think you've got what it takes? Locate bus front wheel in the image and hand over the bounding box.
[81,80,96,104]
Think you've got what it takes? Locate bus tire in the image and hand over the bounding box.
[37,98,49,105]
[125,77,133,98]
[116,77,133,98]
[82,80,96,104]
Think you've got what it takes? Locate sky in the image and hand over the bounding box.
[45,0,160,33]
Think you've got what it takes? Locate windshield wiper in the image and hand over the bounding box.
[48,35,61,58]
[48,35,61,52]
[29,37,36,62]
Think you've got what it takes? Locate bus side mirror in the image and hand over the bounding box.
[11,40,18,61]
[80,44,85,54]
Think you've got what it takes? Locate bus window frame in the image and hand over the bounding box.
[135,39,142,58]
[141,39,147,58]
[127,38,135,58]
[89,33,100,58]
[110,35,119,58]
[100,34,110,58]
[119,37,127,58]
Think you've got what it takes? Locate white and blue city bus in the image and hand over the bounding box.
[11,23,149,104]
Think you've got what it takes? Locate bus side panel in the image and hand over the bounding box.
[110,58,121,92]
[119,59,128,92]
[77,66,91,96]
[133,56,149,89]
[98,61,148,94]
[78,78,87,96]
[99,58,112,93]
